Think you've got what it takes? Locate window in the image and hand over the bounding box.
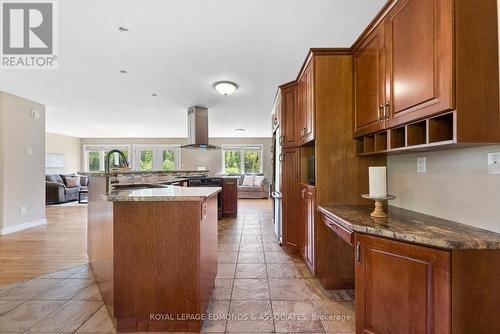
[84,145,131,172]
[222,145,263,174]
[133,145,181,171]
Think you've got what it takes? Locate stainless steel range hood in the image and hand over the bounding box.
[180,106,221,150]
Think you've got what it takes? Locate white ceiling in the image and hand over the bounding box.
[0,0,387,138]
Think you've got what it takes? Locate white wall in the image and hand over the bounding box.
[80,137,273,179]
[388,145,500,233]
[45,132,81,174]
[0,92,46,234]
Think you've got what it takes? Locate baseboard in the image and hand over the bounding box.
[0,218,47,236]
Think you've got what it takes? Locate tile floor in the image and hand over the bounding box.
[0,211,355,333]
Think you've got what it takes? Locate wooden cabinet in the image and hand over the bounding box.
[299,183,316,273]
[385,0,453,127]
[355,233,451,334]
[281,148,299,249]
[222,178,238,218]
[280,83,299,148]
[354,24,386,137]
[354,0,454,135]
[298,61,315,144]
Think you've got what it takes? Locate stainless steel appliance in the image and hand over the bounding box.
[188,177,223,219]
[271,126,282,244]
[180,106,221,150]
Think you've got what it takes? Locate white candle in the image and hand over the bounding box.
[369,166,387,197]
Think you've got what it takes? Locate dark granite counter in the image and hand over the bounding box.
[318,205,500,250]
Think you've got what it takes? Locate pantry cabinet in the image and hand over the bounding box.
[355,233,451,334]
[354,23,386,137]
[280,83,299,148]
[281,148,300,249]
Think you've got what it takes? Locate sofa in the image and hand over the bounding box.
[46,174,88,204]
[237,174,269,199]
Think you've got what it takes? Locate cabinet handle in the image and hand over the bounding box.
[378,104,384,122]
[384,101,390,120]
[301,189,306,199]
[355,241,361,262]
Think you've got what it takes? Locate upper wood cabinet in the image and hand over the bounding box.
[385,0,453,127]
[298,61,315,144]
[280,83,299,148]
[355,233,451,334]
[354,23,386,137]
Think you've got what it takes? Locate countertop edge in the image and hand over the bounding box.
[317,205,500,250]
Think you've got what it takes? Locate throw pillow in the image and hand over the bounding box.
[242,175,255,186]
[253,175,265,187]
[64,176,80,188]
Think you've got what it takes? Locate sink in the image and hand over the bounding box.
[112,183,168,190]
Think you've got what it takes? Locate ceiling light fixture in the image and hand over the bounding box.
[234,128,245,134]
[151,93,157,97]
[118,26,129,32]
[214,81,238,97]
[120,70,128,74]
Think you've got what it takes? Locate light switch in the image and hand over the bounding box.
[20,206,27,216]
[26,147,33,156]
[417,157,426,173]
[488,153,500,174]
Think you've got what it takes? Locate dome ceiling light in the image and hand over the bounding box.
[214,81,238,97]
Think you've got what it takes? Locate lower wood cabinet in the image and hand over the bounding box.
[299,183,316,273]
[355,233,500,334]
[222,179,238,218]
[281,148,299,249]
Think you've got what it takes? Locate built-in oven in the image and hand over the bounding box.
[187,177,223,219]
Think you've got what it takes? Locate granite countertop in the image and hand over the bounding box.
[104,186,221,202]
[318,205,500,250]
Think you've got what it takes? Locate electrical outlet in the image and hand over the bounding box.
[20,206,27,216]
[488,153,500,174]
[417,157,426,173]
[26,147,33,156]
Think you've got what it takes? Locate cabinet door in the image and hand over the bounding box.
[354,24,386,137]
[304,186,316,273]
[299,62,315,144]
[281,85,298,148]
[355,234,450,334]
[281,148,299,249]
[385,0,453,127]
[222,179,238,218]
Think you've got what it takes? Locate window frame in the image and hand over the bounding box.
[133,144,182,171]
[83,144,132,172]
[222,144,264,175]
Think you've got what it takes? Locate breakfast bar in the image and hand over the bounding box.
[87,174,221,332]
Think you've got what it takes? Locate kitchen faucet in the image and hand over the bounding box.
[104,149,129,173]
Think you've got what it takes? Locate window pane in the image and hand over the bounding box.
[244,150,261,173]
[161,150,176,171]
[139,150,154,171]
[88,152,100,171]
[224,150,241,174]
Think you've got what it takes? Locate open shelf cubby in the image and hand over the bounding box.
[429,112,454,143]
[407,120,427,146]
[363,135,375,153]
[374,132,388,152]
[390,127,406,149]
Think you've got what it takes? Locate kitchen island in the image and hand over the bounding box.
[87,174,221,332]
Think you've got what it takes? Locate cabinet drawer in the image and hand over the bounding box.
[321,215,353,246]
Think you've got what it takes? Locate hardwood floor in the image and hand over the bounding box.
[0,200,273,285]
[0,204,88,284]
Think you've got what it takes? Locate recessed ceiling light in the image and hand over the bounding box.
[214,81,238,97]
[151,93,157,97]
[234,128,245,134]
[118,26,129,32]
[120,70,128,74]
